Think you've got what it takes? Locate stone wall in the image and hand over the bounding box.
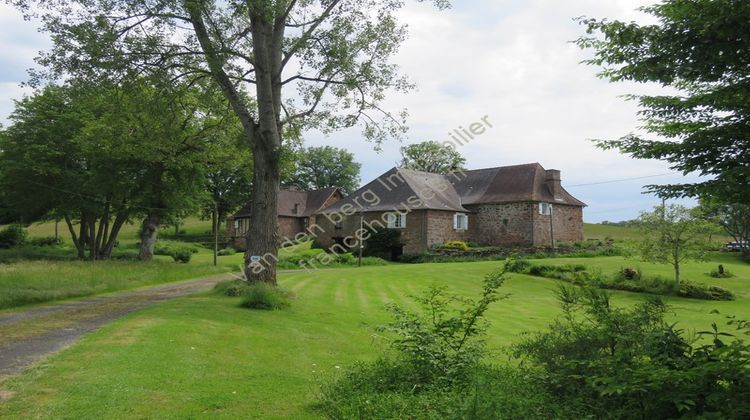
[314,210,430,254]
[424,210,471,248]
[532,204,584,247]
[465,202,535,246]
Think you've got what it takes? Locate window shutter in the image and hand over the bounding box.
[453,214,458,229]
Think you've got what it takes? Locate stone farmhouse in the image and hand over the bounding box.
[313,163,586,255]
[227,187,343,251]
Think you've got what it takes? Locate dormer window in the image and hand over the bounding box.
[293,203,300,215]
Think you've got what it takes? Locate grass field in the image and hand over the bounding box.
[1,253,748,418]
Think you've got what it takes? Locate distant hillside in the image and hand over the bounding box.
[584,223,644,241]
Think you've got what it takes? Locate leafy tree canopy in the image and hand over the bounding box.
[577,0,750,203]
[399,140,466,173]
[286,146,361,193]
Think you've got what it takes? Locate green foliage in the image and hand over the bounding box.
[507,260,735,301]
[363,228,402,260]
[239,283,293,310]
[213,280,250,297]
[440,241,468,251]
[742,250,750,264]
[316,362,579,420]
[285,146,361,194]
[578,0,750,203]
[27,236,62,247]
[399,141,466,173]
[378,268,507,387]
[637,205,712,282]
[515,285,750,419]
[217,247,237,256]
[316,265,523,418]
[0,225,27,249]
[171,248,192,264]
[709,265,734,278]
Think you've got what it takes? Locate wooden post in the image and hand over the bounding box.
[213,202,218,267]
[549,204,555,250]
[358,212,364,267]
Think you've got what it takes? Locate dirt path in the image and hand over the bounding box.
[0,273,234,379]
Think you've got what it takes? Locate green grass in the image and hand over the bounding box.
[0,257,232,310]
[1,254,748,418]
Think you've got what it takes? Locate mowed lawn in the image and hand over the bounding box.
[1,255,748,419]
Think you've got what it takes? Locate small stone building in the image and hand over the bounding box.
[227,187,343,251]
[313,163,585,254]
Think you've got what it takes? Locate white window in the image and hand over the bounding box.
[386,212,406,229]
[539,202,552,216]
[453,213,468,230]
[234,220,240,230]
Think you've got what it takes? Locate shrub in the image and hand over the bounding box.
[363,228,402,260]
[217,247,237,256]
[214,279,249,297]
[709,264,734,278]
[742,249,750,263]
[333,252,355,264]
[27,236,62,247]
[240,282,293,310]
[0,225,26,249]
[171,248,192,263]
[515,285,750,419]
[440,241,469,251]
[315,263,587,419]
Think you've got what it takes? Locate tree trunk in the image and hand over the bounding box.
[138,213,160,261]
[243,140,280,283]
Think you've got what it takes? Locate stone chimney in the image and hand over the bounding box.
[545,169,562,200]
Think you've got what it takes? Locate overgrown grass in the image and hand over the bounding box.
[0,258,230,310]
[1,255,749,417]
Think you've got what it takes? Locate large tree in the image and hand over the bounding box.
[286,146,361,193]
[0,79,218,260]
[577,0,750,204]
[399,140,466,173]
[13,0,451,283]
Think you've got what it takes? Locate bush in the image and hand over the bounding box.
[315,263,587,419]
[0,225,26,249]
[510,260,734,301]
[217,247,237,256]
[363,228,402,260]
[440,241,469,251]
[171,248,192,263]
[27,236,62,247]
[709,264,734,278]
[214,279,250,297]
[742,249,750,263]
[240,282,293,310]
[515,285,750,419]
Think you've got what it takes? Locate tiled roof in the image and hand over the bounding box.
[320,163,586,214]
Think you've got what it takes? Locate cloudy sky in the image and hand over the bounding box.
[0,0,699,222]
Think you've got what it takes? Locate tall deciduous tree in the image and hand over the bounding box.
[286,146,361,193]
[577,0,750,203]
[637,205,711,283]
[0,79,220,260]
[399,141,466,173]
[13,0,451,283]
